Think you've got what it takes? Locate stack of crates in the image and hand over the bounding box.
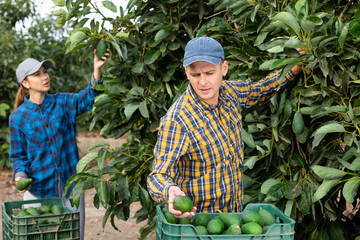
[156,203,295,240]
[2,197,79,240]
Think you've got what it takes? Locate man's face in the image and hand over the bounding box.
[185,60,228,105]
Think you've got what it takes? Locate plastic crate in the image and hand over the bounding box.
[2,197,80,240]
[156,203,295,240]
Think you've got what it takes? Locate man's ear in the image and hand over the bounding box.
[222,60,229,77]
[184,66,189,78]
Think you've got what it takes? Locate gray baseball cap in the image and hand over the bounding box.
[16,58,53,84]
[183,36,224,67]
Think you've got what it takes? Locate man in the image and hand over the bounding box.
[147,36,303,218]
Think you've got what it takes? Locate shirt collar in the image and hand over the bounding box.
[23,93,50,110]
[186,83,225,111]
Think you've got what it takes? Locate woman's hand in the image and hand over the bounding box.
[93,48,110,80]
[15,176,30,193]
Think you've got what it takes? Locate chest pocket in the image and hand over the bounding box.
[22,120,46,145]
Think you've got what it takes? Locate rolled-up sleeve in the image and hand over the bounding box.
[147,118,189,203]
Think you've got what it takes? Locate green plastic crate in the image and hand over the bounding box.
[156,203,295,240]
[2,197,80,240]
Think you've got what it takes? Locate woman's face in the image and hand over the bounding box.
[22,66,50,93]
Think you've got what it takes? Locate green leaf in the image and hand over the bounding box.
[127,0,138,10]
[313,179,341,202]
[87,141,110,151]
[311,122,346,137]
[144,48,161,65]
[124,102,140,120]
[139,101,149,118]
[284,181,303,199]
[131,62,144,74]
[271,12,301,35]
[250,4,261,22]
[284,199,294,217]
[299,191,311,214]
[349,20,360,38]
[154,29,170,43]
[69,31,87,45]
[102,205,114,229]
[242,129,255,148]
[139,186,151,211]
[244,156,257,169]
[94,179,107,207]
[52,0,65,7]
[77,152,97,173]
[102,1,117,13]
[338,24,348,47]
[97,147,108,170]
[343,177,360,204]
[261,178,280,194]
[311,165,347,180]
[338,157,360,171]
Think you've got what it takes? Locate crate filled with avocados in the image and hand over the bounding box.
[2,197,80,240]
[156,196,295,240]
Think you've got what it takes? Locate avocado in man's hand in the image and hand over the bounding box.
[173,196,193,213]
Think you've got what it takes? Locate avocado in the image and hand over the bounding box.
[258,208,276,226]
[14,210,30,217]
[179,217,191,224]
[96,40,108,60]
[242,222,263,234]
[26,207,39,216]
[164,211,178,224]
[224,224,242,235]
[218,212,241,227]
[207,218,225,235]
[195,225,208,235]
[173,196,193,213]
[51,205,63,215]
[162,205,169,214]
[16,178,32,191]
[241,210,261,224]
[38,205,52,214]
[194,213,211,227]
[292,111,305,135]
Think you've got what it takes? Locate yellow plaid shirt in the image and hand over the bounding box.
[147,69,296,213]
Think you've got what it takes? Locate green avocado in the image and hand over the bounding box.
[241,210,261,224]
[194,213,211,227]
[207,218,225,235]
[218,212,240,227]
[16,178,32,191]
[292,112,305,135]
[96,40,108,60]
[224,224,242,235]
[26,207,39,216]
[241,222,263,234]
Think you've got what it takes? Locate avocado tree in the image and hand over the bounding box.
[55,0,360,239]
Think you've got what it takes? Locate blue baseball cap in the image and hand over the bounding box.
[183,36,224,67]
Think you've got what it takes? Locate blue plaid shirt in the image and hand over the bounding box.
[9,78,102,198]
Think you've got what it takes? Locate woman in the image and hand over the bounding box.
[9,49,110,240]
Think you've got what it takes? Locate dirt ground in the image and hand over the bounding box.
[0,133,156,240]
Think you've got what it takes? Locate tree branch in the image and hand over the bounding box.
[339,0,358,23]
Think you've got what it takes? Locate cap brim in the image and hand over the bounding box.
[27,60,53,76]
[183,55,221,67]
